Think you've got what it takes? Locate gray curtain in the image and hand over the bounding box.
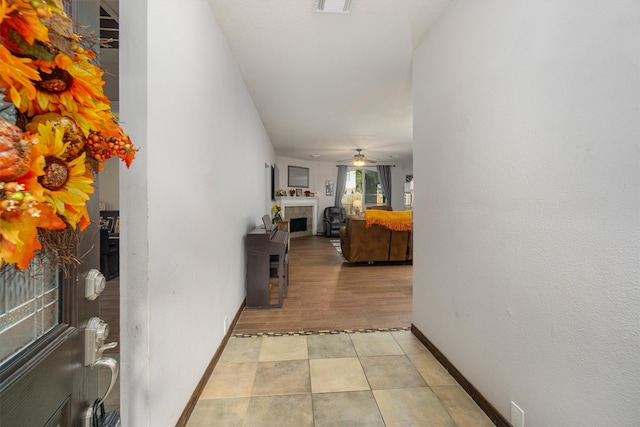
[377,165,392,207]
[334,165,348,207]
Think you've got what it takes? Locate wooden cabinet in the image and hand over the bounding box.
[276,220,290,248]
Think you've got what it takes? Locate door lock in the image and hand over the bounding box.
[85,268,106,301]
[84,317,118,366]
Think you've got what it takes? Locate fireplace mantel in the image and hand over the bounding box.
[276,197,319,235]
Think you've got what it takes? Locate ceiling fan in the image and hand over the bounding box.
[340,149,377,166]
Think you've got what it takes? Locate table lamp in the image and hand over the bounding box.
[352,199,362,216]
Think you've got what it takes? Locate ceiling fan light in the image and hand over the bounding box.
[352,149,367,166]
[353,156,365,167]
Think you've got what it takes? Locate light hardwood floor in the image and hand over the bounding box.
[233,235,412,335]
[99,235,413,339]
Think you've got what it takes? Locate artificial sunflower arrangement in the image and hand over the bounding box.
[0,0,137,271]
[271,204,281,221]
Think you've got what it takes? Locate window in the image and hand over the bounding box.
[341,168,385,214]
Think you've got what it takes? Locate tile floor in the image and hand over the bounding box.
[187,330,494,427]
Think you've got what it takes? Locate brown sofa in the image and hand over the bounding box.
[339,217,412,263]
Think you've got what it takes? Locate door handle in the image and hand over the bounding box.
[82,317,120,426]
[81,357,121,427]
[93,356,119,404]
[85,317,118,365]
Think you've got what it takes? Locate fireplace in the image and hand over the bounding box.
[290,218,307,233]
[276,196,319,237]
[285,206,313,237]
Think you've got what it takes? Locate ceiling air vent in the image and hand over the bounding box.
[315,0,353,14]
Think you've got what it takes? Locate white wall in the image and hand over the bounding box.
[413,1,639,426]
[119,1,275,425]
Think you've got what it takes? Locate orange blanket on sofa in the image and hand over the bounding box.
[364,210,412,231]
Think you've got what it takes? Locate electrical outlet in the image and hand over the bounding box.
[511,401,524,427]
[223,316,229,334]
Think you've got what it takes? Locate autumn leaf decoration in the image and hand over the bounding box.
[0,0,137,270]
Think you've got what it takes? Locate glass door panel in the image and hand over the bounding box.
[341,168,384,213]
[363,169,382,205]
[0,260,60,367]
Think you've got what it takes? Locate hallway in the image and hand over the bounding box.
[185,236,493,426]
[234,236,412,335]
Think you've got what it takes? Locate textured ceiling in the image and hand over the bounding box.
[209,0,451,170]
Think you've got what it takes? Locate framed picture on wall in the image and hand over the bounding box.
[288,166,309,188]
[325,180,334,196]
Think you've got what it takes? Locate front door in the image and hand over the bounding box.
[0,1,119,424]
[0,197,114,426]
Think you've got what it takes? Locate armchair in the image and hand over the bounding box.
[323,206,347,237]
